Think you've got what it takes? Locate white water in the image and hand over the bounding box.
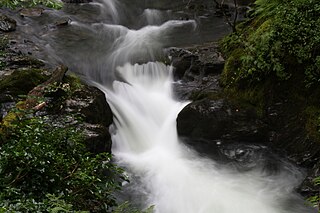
[82,1,315,212]
[93,62,313,213]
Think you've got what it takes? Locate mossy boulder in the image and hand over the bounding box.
[0,69,48,97]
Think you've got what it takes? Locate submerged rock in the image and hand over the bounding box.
[20,8,44,17]
[0,13,16,32]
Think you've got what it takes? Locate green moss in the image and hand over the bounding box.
[189,90,222,101]
[220,48,245,87]
[224,86,265,117]
[0,69,48,96]
[64,73,85,92]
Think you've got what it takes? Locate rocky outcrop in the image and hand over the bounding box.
[0,38,113,153]
[177,99,269,143]
[169,42,225,81]
[60,78,113,154]
[173,42,320,198]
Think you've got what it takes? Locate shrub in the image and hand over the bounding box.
[0,0,63,9]
[0,110,124,212]
[220,0,320,88]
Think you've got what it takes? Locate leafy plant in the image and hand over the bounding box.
[220,0,320,88]
[307,177,320,211]
[0,110,124,212]
[0,0,63,9]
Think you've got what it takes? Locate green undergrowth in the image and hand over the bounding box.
[0,109,124,212]
[220,0,320,88]
[219,0,320,126]
[0,68,153,212]
[0,0,62,9]
[307,176,320,211]
[219,0,320,207]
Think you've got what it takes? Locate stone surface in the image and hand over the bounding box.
[20,8,44,17]
[169,42,225,81]
[174,42,320,198]
[177,99,269,143]
[0,13,16,32]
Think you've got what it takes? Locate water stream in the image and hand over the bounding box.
[2,0,317,212]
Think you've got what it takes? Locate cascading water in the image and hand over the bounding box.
[3,0,316,212]
[93,62,314,213]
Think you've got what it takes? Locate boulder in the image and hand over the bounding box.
[49,75,114,153]
[177,98,269,143]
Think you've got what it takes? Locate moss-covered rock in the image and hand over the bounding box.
[0,68,48,96]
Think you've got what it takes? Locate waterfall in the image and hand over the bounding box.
[12,0,316,212]
[83,1,315,213]
[92,62,314,213]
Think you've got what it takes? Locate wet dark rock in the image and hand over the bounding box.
[64,84,113,127]
[0,13,16,32]
[174,41,320,197]
[83,123,112,154]
[20,8,44,17]
[48,76,113,154]
[169,42,225,81]
[177,99,269,143]
[55,18,70,26]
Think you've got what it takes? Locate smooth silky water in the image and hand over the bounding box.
[3,0,317,212]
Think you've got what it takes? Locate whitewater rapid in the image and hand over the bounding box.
[93,62,314,213]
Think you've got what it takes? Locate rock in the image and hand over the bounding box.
[0,13,16,32]
[177,98,269,145]
[55,18,70,26]
[83,123,112,154]
[20,8,44,17]
[62,0,92,3]
[51,75,114,153]
[0,69,48,97]
[169,42,225,81]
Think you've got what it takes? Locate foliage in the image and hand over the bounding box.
[0,0,63,9]
[220,0,320,88]
[307,176,320,211]
[0,110,124,212]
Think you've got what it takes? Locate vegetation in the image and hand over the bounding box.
[220,0,320,88]
[0,108,125,212]
[307,176,320,211]
[220,0,320,209]
[0,0,62,9]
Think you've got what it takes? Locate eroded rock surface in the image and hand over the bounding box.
[0,13,16,32]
